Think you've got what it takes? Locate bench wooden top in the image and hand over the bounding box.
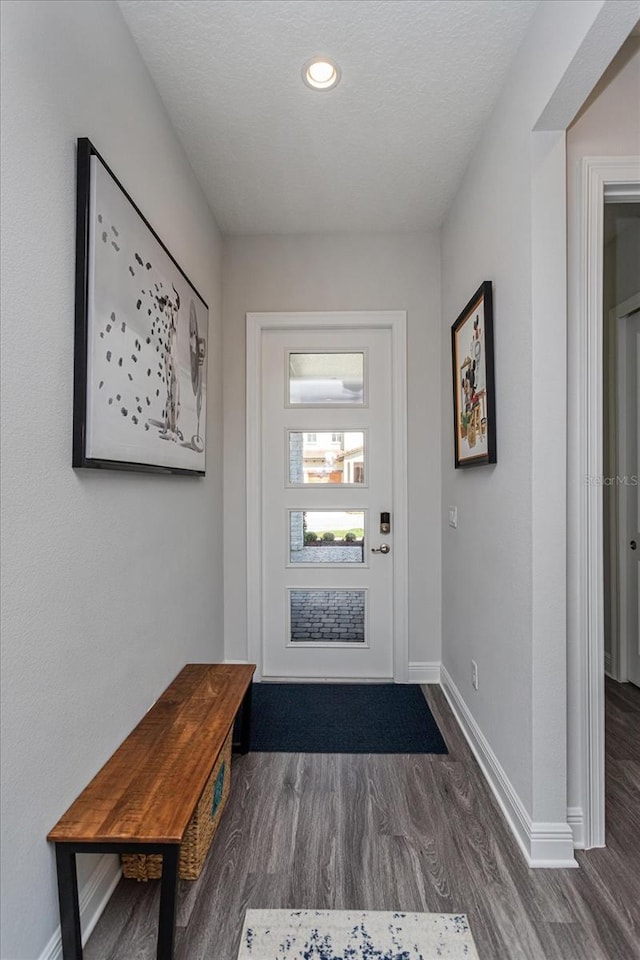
[48,663,255,845]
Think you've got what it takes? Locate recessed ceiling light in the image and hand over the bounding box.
[303,57,341,91]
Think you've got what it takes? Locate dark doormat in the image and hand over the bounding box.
[246,683,448,754]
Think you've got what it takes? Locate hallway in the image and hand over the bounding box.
[84,681,640,960]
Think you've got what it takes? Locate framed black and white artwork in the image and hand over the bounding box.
[451,280,497,468]
[73,138,208,475]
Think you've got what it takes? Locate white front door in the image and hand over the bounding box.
[249,313,407,681]
[620,308,640,687]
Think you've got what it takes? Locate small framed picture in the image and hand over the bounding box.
[73,138,208,475]
[451,281,496,468]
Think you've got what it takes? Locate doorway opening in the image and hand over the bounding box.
[579,163,640,849]
[603,203,640,687]
[602,203,640,849]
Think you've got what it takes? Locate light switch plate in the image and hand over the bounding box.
[448,506,458,528]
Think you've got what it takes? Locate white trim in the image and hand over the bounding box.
[567,806,585,849]
[246,312,263,680]
[578,158,640,849]
[408,661,440,684]
[255,676,392,683]
[246,311,409,684]
[390,313,409,683]
[440,666,577,868]
[39,855,121,960]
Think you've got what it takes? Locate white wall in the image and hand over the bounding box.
[440,0,637,859]
[566,36,640,817]
[222,233,441,670]
[0,2,224,957]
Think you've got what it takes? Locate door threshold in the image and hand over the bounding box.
[259,675,395,684]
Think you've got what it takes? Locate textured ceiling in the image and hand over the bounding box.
[118,0,539,235]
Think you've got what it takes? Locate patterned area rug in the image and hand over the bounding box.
[237,909,480,959]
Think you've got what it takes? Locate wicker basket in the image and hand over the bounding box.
[121,729,232,882]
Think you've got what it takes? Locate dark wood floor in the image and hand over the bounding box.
[85,679,640,960]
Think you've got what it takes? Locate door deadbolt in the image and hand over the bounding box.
[371,543,391,554]
[380,512,391,535]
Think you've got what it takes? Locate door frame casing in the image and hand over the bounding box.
[576,158,640,848]
[246,311,408,682]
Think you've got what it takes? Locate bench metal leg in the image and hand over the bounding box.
[157,845,179,960]
[55,844,83,960]
[240,683,252,754]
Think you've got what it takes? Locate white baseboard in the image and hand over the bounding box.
[39,855,122,960]
[567,806,585,848]
[408,661,441,684]
[440,665,577,868]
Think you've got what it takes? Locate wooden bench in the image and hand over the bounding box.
[48,663,255,960]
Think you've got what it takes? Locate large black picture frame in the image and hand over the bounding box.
[451,280,497,468]
[73,138,208,476]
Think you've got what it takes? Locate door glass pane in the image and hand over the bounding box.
[290,511,365,563]
[290,589,365,643]
[288,431,365,484]
[288,352,364,405]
